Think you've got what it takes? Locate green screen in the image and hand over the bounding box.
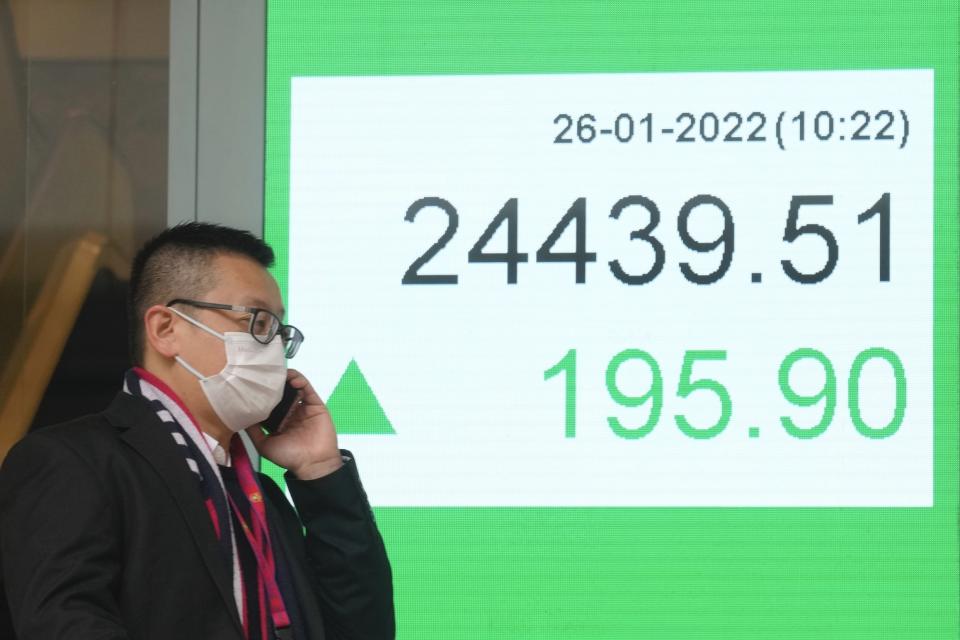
[264,2,959,638]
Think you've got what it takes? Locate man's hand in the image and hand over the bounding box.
[246,369,344,480]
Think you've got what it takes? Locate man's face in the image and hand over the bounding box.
[173,252,285,380]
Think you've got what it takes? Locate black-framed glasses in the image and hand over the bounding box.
[167,298,304,358]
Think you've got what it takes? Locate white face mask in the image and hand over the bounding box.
[171,308,287,432]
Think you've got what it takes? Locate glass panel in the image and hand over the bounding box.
[0,0,170,442]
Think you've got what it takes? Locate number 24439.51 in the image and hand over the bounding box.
[402,193,891,286]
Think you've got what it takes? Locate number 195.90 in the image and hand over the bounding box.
[544,347,906,441]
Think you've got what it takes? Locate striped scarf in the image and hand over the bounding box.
[123,368,291,638]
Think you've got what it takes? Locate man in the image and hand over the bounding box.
[0,223,394,639]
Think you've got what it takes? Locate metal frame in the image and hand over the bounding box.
[167,0,266,236]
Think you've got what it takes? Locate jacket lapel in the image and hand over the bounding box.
[104,392,243,634]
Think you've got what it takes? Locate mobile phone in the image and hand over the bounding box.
[262,381,300,434]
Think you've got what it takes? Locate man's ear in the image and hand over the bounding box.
[143,305,180,359]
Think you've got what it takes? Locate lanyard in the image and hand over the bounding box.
[229,437,292,635]
[131,368,292,637]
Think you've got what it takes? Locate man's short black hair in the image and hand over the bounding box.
[128,222,275,365]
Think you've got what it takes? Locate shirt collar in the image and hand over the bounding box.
[203,432,231,466]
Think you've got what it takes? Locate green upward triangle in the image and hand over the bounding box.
[327,359,396,435]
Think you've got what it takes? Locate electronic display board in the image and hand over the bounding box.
[265,2,958,638]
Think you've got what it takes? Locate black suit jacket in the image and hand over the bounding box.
[0,392,395,639]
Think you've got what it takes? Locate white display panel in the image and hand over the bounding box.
[288,70,932,506]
